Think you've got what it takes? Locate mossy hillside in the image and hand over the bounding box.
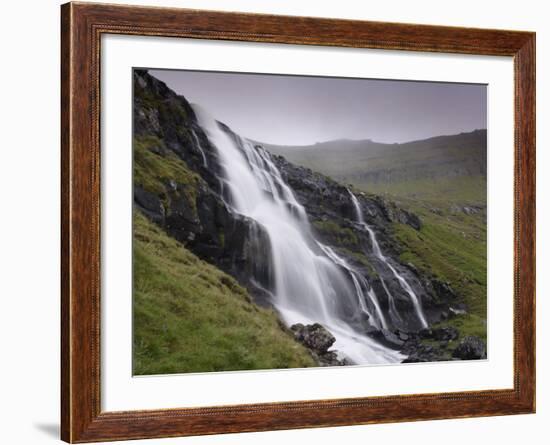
[133,211,317,375]
[355,175,487,206]
[392,205,486,314]
[389,193,486,340]
[133,135,202,215]
[313,219,358,247]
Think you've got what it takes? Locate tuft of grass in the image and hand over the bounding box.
[133,211,316,375]
[392,205,486,317]
[313,220,358,246]
[438,313,487,342]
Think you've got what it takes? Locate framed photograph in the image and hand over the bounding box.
[61,2,535,442]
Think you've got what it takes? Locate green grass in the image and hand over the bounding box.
[436,313,487,342]
[350,176,487,205]
[349,171,487,341]
[390,199,486,317]
[133,135,202,214]
[133,212,317,375]
[313,220,358,246]
[376,180,487,340]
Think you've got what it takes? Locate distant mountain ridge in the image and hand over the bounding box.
[262,130,487,200]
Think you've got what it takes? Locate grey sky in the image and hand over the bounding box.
[148,68,487,146]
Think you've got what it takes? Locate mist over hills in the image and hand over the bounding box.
[262,129,487,202]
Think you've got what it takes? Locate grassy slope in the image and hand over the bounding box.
[266,133,487,341]
[352,175,486,204]
[133,212,317,375]
[264,130,486,187]
[132,129,316,374]
[370,175,487,341]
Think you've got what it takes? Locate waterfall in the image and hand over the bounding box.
[317,243,388,330]
[349,191,428,329]
[190,129,208,167]
[193,105,404,365]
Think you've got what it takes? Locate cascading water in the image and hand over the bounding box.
[190,129,209,167]
[317,243,388,330]
[193,105,403,364]
[349,191,429,329]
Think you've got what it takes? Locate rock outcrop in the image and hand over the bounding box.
[452,336,487,360]
[290,323,348,366]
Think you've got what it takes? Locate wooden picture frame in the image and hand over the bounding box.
[61,2,535,442]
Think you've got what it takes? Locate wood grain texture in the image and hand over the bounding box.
[60,2,536,442]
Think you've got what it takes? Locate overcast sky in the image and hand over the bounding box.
[148,68,486,146]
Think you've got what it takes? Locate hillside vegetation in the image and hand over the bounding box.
[267,131,488,341]
[133,211,316,375]
[132,69,488,368]
[265,130,486,203]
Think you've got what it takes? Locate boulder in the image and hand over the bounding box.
[314,350,348,367]
[431,279,457,301]
[432,327,459,341]
[452,336,487,360]
[290,323,336,354]
[419,326,459,342]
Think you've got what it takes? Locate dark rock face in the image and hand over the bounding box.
[367,329,405,349]
[419,327,459,342]
[134,186,164,224]
[269,154,450,332]
[400,331,451,363]
[133,69,464,352]
[400,330,486,363]
[452,336,487,360]
[133,70,272,305]
[431,279,458,302]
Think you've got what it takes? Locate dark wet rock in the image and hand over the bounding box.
[396,330,410,341]
[397,209,422,230]
[400,336,451,363]
[430,207,443,215]
[290,323,336,354]
[418,328,433,339]
[312,350,349,367]
[402,348,444,363]
[450,204,486,216]
[373,197,422,230]
[418,326,459,342]
[433,327,459,341]
[367,329,405,349]
[134,187,164,224]
[405,262,419,276]
[289,323,349,367]
[452,336,487,360]
[431,279,457,301]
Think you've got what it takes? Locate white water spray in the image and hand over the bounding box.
[349,191,428,329]
[193,106,404,364]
